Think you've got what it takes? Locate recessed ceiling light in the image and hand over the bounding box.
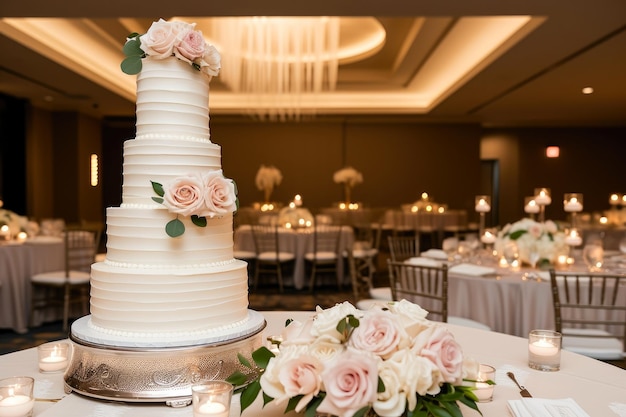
[581,87,594,94]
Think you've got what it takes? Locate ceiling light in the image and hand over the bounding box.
[582,87,594,94]
[208,17,384,120]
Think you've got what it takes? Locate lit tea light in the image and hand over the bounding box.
[609,193,621,206]
[529,338,559,357]
[475,197,491,213]
[480,231,496,245]
[534,188,552,205]
[195,401,228,417]
[38,342,69,373]
[563,196,583,212]
[524,198,539,214]
[294,194,302,207]
[564,229,582,246]
[0,377,35,417]
[16,232,27,242]
[599,216,608,224]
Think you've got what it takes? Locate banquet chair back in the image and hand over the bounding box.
[30,228,97,331]
[250,224,294,293]
[387,235,419,262]
[388,260,491,330]
[305,224,342,291]
[387,259,450,321]
[549,269,626,360]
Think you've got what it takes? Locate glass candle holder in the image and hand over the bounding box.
[473,364,496,402]
[528,329,562,371]
[524,197,539,216]
[474,195,491,213]
[192,381,233,417]
[0,377,35,417]
[38,342,70,373]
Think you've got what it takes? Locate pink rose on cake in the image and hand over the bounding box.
[175,29,207,64]
[162,173,206,217]
[203,170,238,217]
[122,18,221,79]
[139,18,180,58]
[151,171,238,237]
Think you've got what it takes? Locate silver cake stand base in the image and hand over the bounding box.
[64,314,266,406]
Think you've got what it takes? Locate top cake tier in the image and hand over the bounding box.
[135,57,211,142]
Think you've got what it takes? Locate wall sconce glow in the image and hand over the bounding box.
[90,154,99,186]
[581,87,594,94]
[546,146,560,158]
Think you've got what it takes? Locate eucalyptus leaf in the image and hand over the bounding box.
[151,181,164,197]
[165,219,185,238]
[192,215,207,227]
[151,197,164,204]
[121,56,143,75]
[122,37,144,57]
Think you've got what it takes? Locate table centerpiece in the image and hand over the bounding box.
[333,167,363,205]
[228,300,489,417]
[256,165,283,204]
[495,218,568,267]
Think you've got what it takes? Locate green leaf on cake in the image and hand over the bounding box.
[121,56,143,75]
[151,197,164,204]
[192,215,207,227]
[165,218,185,237]
[151,181,165,197]
[123,36,144,57]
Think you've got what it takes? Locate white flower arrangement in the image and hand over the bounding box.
[151,170,238,238]
[0,208,29,236]
[333,167,364,188]
[228,300,487,417]
[121,18,221,79]
[495,218,568,265]
[255,165,283,192]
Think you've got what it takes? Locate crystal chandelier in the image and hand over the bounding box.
[212,17,341,121]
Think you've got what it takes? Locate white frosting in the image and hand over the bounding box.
[105,207,234,266]
[136,57,211,140]
[121,137,221,206]
[85,56,251,341]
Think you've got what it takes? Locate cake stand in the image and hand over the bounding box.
[64,311,266,407]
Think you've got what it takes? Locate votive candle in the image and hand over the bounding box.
[38,342,69,373]
[0,377,34,417]
[534,188,552,205]
[528,330,561,371]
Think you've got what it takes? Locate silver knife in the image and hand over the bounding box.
[507,372,533,397]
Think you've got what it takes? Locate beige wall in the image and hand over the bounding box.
[212,118,482,217]
[27,110,103,224]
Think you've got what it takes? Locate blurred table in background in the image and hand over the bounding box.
[0,237,64,333]
[234,225,354,290]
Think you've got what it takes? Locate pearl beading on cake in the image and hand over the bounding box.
[86,314,251,339]
[101,258,237,269]
[135,133,212,144]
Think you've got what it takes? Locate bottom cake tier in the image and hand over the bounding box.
[64,313,266,406]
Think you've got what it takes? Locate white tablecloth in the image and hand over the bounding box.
[1,311,624,417]
[447,263,626,338]
[234,225,354,289]
[0,238,64,333]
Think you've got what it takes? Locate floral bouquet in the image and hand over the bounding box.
[0,208,30,237]
[255,165,283,202]
[333,167,363,204]
[121,18,221,78]
[151,170,238,238]
[495,218,567,266]
[228,300,487,417]
[333,167,363,188]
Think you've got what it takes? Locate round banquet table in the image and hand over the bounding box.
[234,225,354,290]
[1,311,624,417]
[0,237,64,333]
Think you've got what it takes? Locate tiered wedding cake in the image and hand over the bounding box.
[65,19,264,404]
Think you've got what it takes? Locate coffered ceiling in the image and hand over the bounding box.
[0,0,624,126]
